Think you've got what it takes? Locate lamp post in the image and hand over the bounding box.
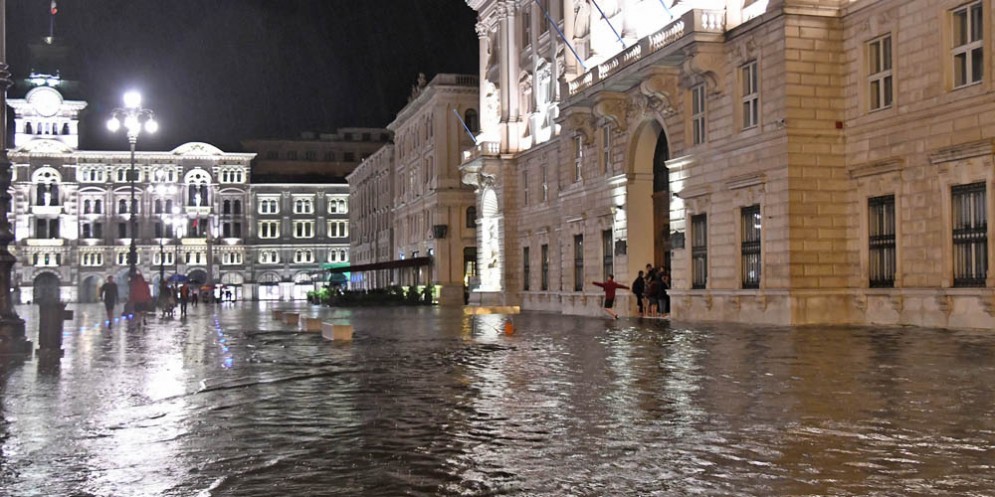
[148,173,177,293]
[0,0,29,355]
[107,91,157,288]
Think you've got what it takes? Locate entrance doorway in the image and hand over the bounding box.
[33,272,61,304]
[626,121,671,278]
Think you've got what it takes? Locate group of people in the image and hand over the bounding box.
[98,274,206,325]
[630,264,671,317]
[592,264,671,319]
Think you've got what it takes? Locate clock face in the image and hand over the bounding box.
[28,88,62,117]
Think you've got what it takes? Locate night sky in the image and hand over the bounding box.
[6,0,479,152]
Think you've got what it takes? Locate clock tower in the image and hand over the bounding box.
[7,78,87,150]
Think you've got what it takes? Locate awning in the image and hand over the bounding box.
[324,256,432,274]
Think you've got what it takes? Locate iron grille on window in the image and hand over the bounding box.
[541,244,549,291]
[868,195,896,287]
[953,182,987,287]
[691,214,707,289]
[574,234,584,291]
[602,230,613,280]
[523,247,530,291]
[741,205,761,289]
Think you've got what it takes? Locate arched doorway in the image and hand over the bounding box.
[80,275,102,303]
[627,120,671,277]
[220,272,245,301]
[187,269,208,285]
[33,272,61,304]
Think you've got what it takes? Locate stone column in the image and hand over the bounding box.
[499,0,521,151]
[621,0,639,39]
[562,0,579,76]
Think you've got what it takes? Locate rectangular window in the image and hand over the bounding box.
[294,221,314,239]
[741,205,761,289]
[118,222,128,239]
[574,135,584,182]
[573,234,584,291]
[691,84,707,145]
[522,170,530,206]
[293,198,314,214]
[868,195,896,287]
[953,1,984,88]
[540,244,549,291]
[601,229,613,280]
[259,221,280,239]
[601,124,612,172]
[541,165,549,202]
[258,198,279,215]
[741,61,759,128]
[691,214,708,289]
[523,246,531,291]
[868,35,893,110]
[952,182,987,287]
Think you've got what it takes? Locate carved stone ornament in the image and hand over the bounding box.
[593,92,628,131]
[559,107,595,142]
[638,68,679,116]
[679,45,723,94]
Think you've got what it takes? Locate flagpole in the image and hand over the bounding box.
[452,109,478,145]
[532,0,587,71]
[49,0,57,41]
[590,0,626,48]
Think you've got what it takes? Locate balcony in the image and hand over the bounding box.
[566,9,725,98]
[460,141,501,163]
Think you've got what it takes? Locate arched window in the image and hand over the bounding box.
[464,109,479,133]
[154,199,163,214]
[83,199,92,214]
[95,200,103,214]
[25,122,32,134]
[35,184,46,206]
[466,206,477,228]
[233,200,242,215]
[61,123,70,135]
[165,199,173,213]
[223,200,231,214]
[118,199,128,214]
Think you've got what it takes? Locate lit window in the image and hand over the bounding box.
[293,197,314,214]
[741,205,761,289]
[258,197,279,214]
[691,214,708,289]
[294,250,315,263]
[259,250,281,264]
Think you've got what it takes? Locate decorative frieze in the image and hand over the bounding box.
[848,157,903,179]
[928,139,995,165]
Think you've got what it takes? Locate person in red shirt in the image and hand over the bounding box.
[593,274,630,319]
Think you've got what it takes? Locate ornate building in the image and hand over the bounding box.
[8,79,255,302]
[461,0,995,329]
[8,78,389,303]
[346,73,479,305]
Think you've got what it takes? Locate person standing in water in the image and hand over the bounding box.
[593,274,629,319]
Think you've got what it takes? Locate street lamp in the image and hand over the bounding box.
[0,0,29,354]
[107,91,157,289]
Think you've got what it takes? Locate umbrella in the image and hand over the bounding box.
[167,274,188,283]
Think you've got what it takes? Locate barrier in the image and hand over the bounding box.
[302,317,322,332]
[321,322,353,341]
[282,312,300,325]
[272,310,285,320]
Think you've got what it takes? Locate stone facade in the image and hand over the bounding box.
[460,0,995,329]
[347,144,395,290]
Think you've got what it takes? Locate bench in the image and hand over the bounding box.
[321,322,353,341]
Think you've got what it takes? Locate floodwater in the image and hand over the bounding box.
[2,303,994,496]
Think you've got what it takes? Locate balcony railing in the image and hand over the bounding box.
[461,141,501,163]
[567,9,725,97]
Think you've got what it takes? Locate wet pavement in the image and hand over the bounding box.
[2,302,995,496]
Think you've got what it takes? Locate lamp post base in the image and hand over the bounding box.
[0,317,30,357]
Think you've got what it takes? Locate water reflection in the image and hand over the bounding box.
[2,304,995,496]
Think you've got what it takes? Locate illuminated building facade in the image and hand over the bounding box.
[8,77,390,302]
[346,74,479,305]
[461,0,995,329]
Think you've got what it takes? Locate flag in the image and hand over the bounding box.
[50,1,58,15]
